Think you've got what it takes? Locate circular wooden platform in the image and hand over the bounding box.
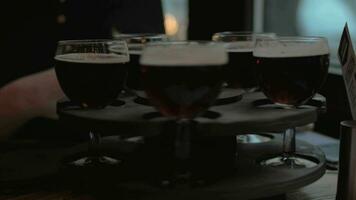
[58,92,321,137]
[51,92,327,199]
[0,134,326,200]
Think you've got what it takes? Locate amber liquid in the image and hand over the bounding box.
[255,54,329,106]
[142,65,224,119]
[126,54,141,90]
[55,54,128,108]
[225,51,257,90]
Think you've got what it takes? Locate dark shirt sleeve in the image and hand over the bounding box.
[112,0,165,34]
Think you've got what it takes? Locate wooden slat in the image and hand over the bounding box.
[0,171,338,200]
[0,192,94,200]
[59,92,320,136]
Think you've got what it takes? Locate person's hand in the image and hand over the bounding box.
[18,69,65,119]
[0,69,64,138]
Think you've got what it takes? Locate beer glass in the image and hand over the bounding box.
[212,31,276,92]
[111,33,167,98]
[140,42,227,177]
[254,36,329,168]
[213,32,276,143]
[55,39,129,166]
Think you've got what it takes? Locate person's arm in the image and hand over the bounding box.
[0,69,64,140]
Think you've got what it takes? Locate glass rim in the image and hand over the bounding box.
[253,35,330,57]
[57,39,127,45]
[143,40,228,53]
[213,31,276,38]
[145,40,224,46]
[114,33,167,40]
[256,36,328,42]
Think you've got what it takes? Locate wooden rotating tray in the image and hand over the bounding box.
[58,92,322,137]
[0,134,326,200]
[106,134,326,200]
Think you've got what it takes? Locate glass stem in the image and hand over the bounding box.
[175,119,192,160]
[89,131,101,159]
[283,127,296,159]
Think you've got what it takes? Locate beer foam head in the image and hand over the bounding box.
[110,44,143,55]
[224,41,253,52]
[140,43,228,66]
[253,38,329,58]
[113,33,167,55]
[114,33,167,42]
[55,53,129,64]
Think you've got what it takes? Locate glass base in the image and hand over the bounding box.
[236,134,273,144]
[261,155,318,169]
[69,156,121,167]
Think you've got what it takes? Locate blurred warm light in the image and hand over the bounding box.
[164,14,179,36]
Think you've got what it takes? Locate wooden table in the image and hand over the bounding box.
[287,170,337,200]
[0,171,338,200]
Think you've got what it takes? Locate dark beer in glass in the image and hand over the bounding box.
[254,37,329,107]
[140,43,227,119]
[54,40,129,166]
[112,33,167,96]
[212,32,276,91]
[254,36,330,168]
[55,52,129,108]
[140,42,229,183]
[256,55,329,106]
